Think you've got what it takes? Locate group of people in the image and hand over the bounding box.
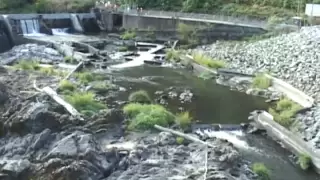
[95,1,119,10]
[94,1,143,13]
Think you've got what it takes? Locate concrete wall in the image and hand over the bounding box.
[0,20,12,53]
[122,15,266,41]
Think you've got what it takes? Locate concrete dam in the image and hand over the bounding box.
[0,9,267,52]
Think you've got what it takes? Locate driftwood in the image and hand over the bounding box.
[154,125,214,147]
[33,80,83,120]
[172,40,179,50]
[62,61,84,81]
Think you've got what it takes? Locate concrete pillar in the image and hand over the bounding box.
[105,12,113,31]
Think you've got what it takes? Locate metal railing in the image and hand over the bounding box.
[96,6,267,28]
[124,9,267,28]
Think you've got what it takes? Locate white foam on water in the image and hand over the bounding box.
[52,28,70,35]
[109,59,145,69]
[23,29,46,36]
[196,129,252,150]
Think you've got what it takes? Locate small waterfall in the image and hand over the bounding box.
[52,28,69,35]
[20,19,43,36]
[70,14,84,33]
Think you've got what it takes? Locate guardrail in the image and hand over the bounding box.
[96,7,267,29]
[124,9,267,28]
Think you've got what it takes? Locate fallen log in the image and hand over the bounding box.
[154,125,214,147]
[33,80,83,120]
[62,61,83,81]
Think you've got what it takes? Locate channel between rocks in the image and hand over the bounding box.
[186,54,320,174]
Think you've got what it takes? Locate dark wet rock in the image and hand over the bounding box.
[0,82,8,105]
[4,102,61,134]
[0,66,7,74]
[0,44,64,65]
[108,132,253,180]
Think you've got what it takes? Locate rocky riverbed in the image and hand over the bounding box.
[0,46,258,179]
[195,25,320,149]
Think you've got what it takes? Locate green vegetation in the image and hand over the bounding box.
[0,0,94,13]
[252,163,270,180]
[192,53,226,69]
[59,80,76,92]
[198,71,215,80]
[91,82,113,93]
[165,49,181,62]
[13,60,40,70]
[120,30,136,40]
[176,111,192,130]
[123,103,175,130]
[119,46,129,52]
[268,98,302,128]
[176,137,185,144]
[0,0,311,18]
[252,74,271,89]
[74,71,95,85]
[13,60,67,77]
[177,23,198,47]
[64,56,77,64]
[298,153,312,170]
[65,92,106,115]
[128,90,152,104]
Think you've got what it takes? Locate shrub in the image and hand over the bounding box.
[64,56,76,64]
[119,46,128,52]
[123,103,175,130]
[176,137,185,144]
[252,74,271,89]
[91,82,112,93]
[59,80,76,92]
[120,30,136,40]
[192,53,225,69]
[65,92,106,113]
[128,90,152,104]
[252,163,270,180]
[39,67,55,75]
[74,71,95,84]
[268,98,301,128]
[198,71,215,80]
[165,49,181,62]
[176,111,192,129]
[14,60,40,70]
[298,153,312,170]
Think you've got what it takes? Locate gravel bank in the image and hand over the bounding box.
[195,26,320,149]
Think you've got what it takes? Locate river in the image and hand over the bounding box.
[23,31,320,180]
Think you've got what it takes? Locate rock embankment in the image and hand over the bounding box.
[196,26,320,149]
[0,68,254,179]
[0,44,64,65]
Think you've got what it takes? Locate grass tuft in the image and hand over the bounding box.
[120,30,136,40]
[74,71,95,84]
[59,80,76,92]
[165,49,181,62]
[252,163,270,180]
[13,60,40,70]
[252,74,271,89]
[128,90,152,104]
[176,111,192,129]
[192,53,225,69]
[123,103,175,130]
[298,153,312,170]
[65,92,106,114]
[268,98,302,128]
